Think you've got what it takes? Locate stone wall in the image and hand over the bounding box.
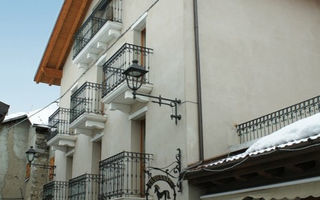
[24,127,50,200]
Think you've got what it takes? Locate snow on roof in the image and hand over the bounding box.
[202,113,320,168]
[3,112,27,123]
[28,103,58,125]
[246,112,320,153]
[3,103,58,125]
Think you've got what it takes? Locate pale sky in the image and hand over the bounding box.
[0,1,64,114]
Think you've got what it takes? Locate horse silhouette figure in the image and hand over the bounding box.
[154,184,171,200]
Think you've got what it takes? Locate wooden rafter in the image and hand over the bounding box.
[41,68,63,79]
[34,0,93,86]
[187,140,320,193]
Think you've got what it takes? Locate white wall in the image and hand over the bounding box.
[197,0,320,159]
[52,0,320,199]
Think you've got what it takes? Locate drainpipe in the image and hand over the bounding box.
[193,0,204,161]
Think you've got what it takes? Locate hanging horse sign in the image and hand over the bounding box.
[145,149,182,200]
[145,175,176,200]
[154,185,171,200]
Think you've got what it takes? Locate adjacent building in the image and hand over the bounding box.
[0,101,9,123]
[34,0,320,200]
[0,105,56,199]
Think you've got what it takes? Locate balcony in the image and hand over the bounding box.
[73,0,122,67]
[99,151,152,199]
[236,95,320,144]
[42,181,68,200]
[68,174,101,200]
[70,82,106,130]
[47,108,76,148]
[102,43,153,109]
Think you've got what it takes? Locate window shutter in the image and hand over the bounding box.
[49,157,55,180]
[25,163,31,179]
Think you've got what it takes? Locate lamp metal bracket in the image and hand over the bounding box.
[133,91,182,125]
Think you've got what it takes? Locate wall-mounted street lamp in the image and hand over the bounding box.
[123,60,182,124]
[25,146,55,170]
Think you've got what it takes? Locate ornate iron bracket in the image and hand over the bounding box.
[133,91,182,125]
[30,163,56,170]
[145,148,182,200]
[28,163,56,177]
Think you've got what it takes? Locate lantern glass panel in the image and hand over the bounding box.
[25,146,36,163]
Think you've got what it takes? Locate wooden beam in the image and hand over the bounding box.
[55,0,93,69]
[257,170,281,179]
[41,68,63,79]
[48,78,55,86]
[285,165,304,173]
[209,180,224,185]
[42,0,73,67]
[189,146,320,184]
[35,0,73,81]
[234,175,247,182]
[34,0,93,85]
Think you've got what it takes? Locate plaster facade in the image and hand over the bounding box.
[38,0,320,200]
[0,120,29,199]
[198,0,320,159]
[0,118,50,200]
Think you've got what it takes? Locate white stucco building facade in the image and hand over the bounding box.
[34,0,320,200]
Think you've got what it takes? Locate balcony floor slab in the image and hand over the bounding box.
[69,113,107,130]
[112,197,151,200]
[47,134,77,148]
[73,21,122,66]
[102,82,153,106]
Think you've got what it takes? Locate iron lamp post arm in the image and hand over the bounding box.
[133,91,181,104]
[30,163,56,169]
[133,91,182,124]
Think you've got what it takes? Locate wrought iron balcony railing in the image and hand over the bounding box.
[68,174,101,200]
[73,0,122,58]
[102,43,153,97]
[236,95,320,144]
[42,181,68,200]
[70,82,103,123]
[99,151,153,199]
[48,108,74,141]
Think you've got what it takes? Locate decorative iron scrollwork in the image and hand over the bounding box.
[145,148,182,200]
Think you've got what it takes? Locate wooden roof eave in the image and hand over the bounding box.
[34,0,93,86]
[185,139,320,194]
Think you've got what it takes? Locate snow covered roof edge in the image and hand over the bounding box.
[201,113,320,169]
[3,103,58,125]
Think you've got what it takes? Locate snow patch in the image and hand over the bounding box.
[3,103,58,125]
[246,113,320,153]
[203,113,320,168]
[28,103,58,125]
[3,112,27,122]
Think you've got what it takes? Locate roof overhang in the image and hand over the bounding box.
[34,0,93,86]
[185,136,320,195]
